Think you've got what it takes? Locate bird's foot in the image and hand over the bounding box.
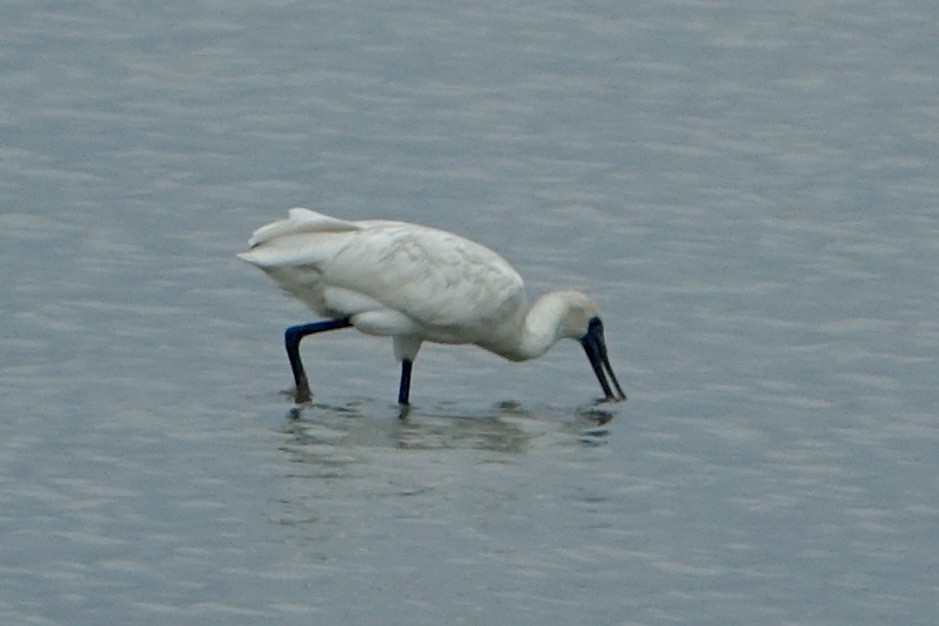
[293,375,312,404]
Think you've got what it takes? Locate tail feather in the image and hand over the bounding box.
[247,207,359,248]
[237,208,359,270]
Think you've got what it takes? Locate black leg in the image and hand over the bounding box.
[284,318,352,402]
[398,358,413,406]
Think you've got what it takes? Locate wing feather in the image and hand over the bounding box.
[324,223,526,339]
[239,211,527,344]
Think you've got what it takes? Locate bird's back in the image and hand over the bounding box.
[238,209,526,345]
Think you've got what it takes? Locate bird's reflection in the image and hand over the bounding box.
[271,399,617,548]
[278,398,613,473]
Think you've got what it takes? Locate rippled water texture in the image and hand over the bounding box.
[2,1,938,624]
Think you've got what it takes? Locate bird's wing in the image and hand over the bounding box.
[239,212,526,338]
[323,222,526,336]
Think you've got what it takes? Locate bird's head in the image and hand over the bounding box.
[555,291,627,403]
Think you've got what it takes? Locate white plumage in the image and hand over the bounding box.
[239,208,625,406]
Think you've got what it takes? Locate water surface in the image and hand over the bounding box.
[1,1,938,624]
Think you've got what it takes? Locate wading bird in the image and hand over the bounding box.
[238,208,625,406]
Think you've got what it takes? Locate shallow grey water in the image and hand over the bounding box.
[2,1,938,624]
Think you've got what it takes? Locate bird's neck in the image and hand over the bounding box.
[490,292,576,362]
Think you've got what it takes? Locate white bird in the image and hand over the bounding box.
[238,208,625,406]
